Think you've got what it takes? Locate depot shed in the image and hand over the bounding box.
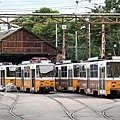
[0,27,58,64]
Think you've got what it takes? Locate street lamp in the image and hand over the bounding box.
[74,0,92,13]
[56,23,58,47]
[86,18,91,58]
[82,18,91,59]
[113,44,117,56]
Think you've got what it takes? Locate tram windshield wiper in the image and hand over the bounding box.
[109,63,114,79]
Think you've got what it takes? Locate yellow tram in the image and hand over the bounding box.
[84,56,120,97]
[0,62,16,87]
[16,60,56,93]
[55,60,81,92]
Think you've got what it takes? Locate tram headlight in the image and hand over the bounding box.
[112,82,116,87]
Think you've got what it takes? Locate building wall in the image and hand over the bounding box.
[1,29,57,55]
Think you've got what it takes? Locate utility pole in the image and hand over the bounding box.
[75,31,78,60]
[101,17,105,58]
[62,25,66,60]
[86,18,91,59]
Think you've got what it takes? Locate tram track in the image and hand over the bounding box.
[0,92,120,120]
[70,98,119,120]
[68,96,120,120]
[100,98,120,120]
[48,96,76,120]
[47,94,100,120]
[9,94,22,120]
[0,93,22,120]
[46,93,120,120]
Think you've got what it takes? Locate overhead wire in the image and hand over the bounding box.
[0,0,105,13]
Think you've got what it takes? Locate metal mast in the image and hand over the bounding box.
[101,17,105,58]
[62,25,66,60]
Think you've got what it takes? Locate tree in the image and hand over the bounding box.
[89,0,120,57]
[104,0,120,13]
[31,7,87,60]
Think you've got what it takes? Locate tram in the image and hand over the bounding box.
[85,56,120,97]
[55,56,120,97]
[16,59,56,93]
[55,60,82,92]
[0,62,16,87]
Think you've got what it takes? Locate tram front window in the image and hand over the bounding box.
[36,65,55,77]
[6,66,16,77]
[107,62,120,78]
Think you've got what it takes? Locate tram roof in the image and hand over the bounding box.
[56,60,83,65]
[87,56,120,62]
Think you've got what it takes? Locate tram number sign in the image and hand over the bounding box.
[62,25,66,30]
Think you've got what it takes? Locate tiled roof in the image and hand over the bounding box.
[0,27,21,41]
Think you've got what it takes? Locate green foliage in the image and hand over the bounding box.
[90,0,120,57]
[33,7,59,13]
[105,0,120,12]
[11,3,120,60]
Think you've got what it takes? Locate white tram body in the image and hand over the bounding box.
[85,56,120,96]
[0,63,16,87]
[55,57,120,97]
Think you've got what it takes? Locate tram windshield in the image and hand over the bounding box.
[36,65,55,77]
[6,66,16,77]
[107,62,120,78]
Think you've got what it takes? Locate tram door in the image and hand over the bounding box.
[0,70,5,86]
[68,68,73,90]
[58,69,61,90]
[55,67,59,90]
[30,69,35,91]
[21,69,24,90]
[99,67,105,95]
[86,66,90,94]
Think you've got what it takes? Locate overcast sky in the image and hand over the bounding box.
[0,0,105,30]
[0,0,105,14]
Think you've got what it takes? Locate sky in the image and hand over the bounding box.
[0,0,105,30]
[0,0,105,14]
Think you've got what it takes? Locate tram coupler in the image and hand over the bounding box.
[41,86,51,94]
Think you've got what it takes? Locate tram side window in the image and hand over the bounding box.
[24,66,30,77]
[61,66,67,77]
[36,65,41,78]
[6,67,16,77]
[74,65,80,77]
[6,67,10,77]
[90,64,98,77]
[94,64,98,77]
[55,67,58,77]
[16,67,21,77]
[80,65,86,77]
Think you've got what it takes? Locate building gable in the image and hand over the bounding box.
[0,27,58,63]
